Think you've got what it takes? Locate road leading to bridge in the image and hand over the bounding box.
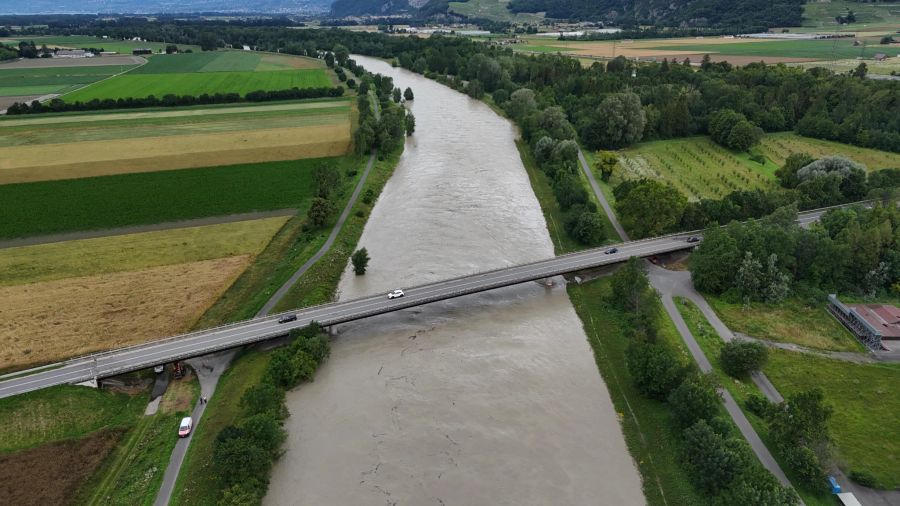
[0,205,853,400]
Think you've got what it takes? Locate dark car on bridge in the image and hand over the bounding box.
[686,236,701,243]
[278,314,298,324]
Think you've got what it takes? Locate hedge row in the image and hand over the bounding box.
[6,86,344,115]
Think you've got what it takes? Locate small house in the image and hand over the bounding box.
[874,53,887,61]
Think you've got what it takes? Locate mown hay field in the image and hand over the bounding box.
[0,216,289,286]
[63,68,332,102]
[616,133,900,201]
[0,99,351,184]
[0,155,358,239]
[129,50,322,74]
[758,132,900,169]
[0,256,250,369]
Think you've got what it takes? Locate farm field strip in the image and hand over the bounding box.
[0,155,351,240]
[0,108,349,147]
[0,98,349,127]
[618,136,775,200]
[758,132,900,169]
[0,256,252,370]
[61,68,332,102]
[0,123,351,184]
[648,39,899,60]
[0,216,290,287]
[0,36,201,54]
[130,51,322,74]
[0,64,137,97]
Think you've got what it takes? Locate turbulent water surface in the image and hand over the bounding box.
[264,56,644,505]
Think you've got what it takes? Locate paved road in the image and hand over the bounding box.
[577,149,630,241]
[256,150,377,317]
[0,233,702,399]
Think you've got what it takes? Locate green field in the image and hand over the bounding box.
[129,51,319,74]
[0,35,201,54]
[448,0,544,22]
[758,132,900,170]
[618,136,777,200]
[765,350,900,489]
[0,100,351,147]
[0,64,134,97]
[0,385,145,454]
[0,155,356,239]
[651,38,899,60]
[62,68,332,102]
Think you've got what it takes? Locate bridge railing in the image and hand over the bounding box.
[23,199,878,377]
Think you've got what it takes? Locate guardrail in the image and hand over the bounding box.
[2,199,879,389]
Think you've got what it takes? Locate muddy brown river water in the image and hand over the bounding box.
[264,56,644,505]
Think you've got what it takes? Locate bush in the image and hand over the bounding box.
[849,469,879,488]
[749,152,766,165]
[681,419,746,493]
[626,342,686,400]
[744,393,773,419]
[784,445,826,491]
[720,340,768,377]
[240,382,287,419]
[668,374,721,429]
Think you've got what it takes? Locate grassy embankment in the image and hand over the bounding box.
[567,278,707,505]
[677,298,900,498]
[272,150,402,310]
[447,0,544,22]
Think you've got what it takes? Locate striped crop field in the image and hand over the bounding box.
[62,68,332,102]
[0,99,352,184]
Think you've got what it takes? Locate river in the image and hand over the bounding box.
[264,56,644,505]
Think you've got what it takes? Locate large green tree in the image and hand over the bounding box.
[616,179,687,238]
[585,92,646,149]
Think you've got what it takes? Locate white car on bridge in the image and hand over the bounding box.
[387,289,405,299]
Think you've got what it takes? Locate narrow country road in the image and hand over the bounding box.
[152,149,378,506]
[577,148,630,242]
[578,144,799,494]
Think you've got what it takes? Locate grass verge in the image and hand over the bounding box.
[272,150,402,311]
[675,297,838,505]
[568,278,707,506]
[706,295,864,352]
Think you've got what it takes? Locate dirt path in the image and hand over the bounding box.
[0,209,297,250]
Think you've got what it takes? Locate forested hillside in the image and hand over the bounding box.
[507,0,805,27]
[330,0,411,17]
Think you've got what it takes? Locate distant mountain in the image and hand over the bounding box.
[507,0,805,27]
[0,0,331,15]
[329,0,411,17]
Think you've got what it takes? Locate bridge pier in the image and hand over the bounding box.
[535,278,555,288]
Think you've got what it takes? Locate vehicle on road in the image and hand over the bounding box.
[178,416,193,438]
[153,365,164,374]
[604,247,618,254]
[278,314,297,324]
[388,289,405,299]
[686,236,701,243]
